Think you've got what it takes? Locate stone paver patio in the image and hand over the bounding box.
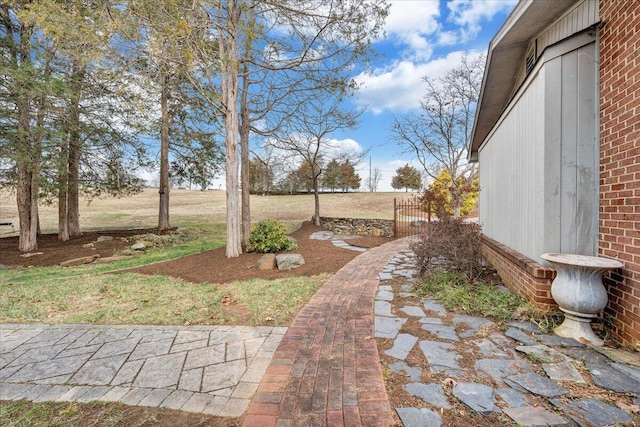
[0,324,285,418]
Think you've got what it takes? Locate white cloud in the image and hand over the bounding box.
[263,135,363,165]
[354,50,481,114]
[354,60,426,113]
[383,0,441,61]
[324,138,363,157]
[447,0,517,42]
[437,30,458,46]
[385,1,441,35]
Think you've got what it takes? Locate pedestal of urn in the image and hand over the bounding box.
[541,253,623,346]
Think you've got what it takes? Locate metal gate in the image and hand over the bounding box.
[394,197,431,237]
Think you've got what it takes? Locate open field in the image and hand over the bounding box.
[0,188,415,235]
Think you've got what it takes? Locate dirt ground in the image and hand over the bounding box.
[0,222,393,285]
[128,222,393,284]
[0,228,156,268]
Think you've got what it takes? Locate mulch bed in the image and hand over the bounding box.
[0,222,396,285]
[0,228,156,268]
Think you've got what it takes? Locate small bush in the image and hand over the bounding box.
[410,216,483,280]
[247,219,296,253]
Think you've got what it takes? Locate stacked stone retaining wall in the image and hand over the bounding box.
[318,217,394,237]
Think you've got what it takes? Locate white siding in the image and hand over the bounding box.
[514,0,599,95]
[479,70,547,261]
[479,35,598,263]
[538,0,599,51]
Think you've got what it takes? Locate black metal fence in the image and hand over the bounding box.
[394,197,431,237]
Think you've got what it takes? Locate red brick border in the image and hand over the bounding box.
[243,238,410,426]
[481,236,556,310]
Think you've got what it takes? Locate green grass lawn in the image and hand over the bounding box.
[1,191,407,327]
[0,223,326,326]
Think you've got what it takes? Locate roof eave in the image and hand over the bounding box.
[469,0,579,161]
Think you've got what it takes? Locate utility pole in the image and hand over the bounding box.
[369,156,372,192]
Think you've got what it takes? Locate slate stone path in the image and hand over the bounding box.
[375,249,640,427]
[309,230,368,252]
[0,324,285,418]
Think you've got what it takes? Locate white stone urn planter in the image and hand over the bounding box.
[541,253,623,346]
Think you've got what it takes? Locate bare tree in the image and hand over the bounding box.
[391,55,484,216]
[268,94,363,225]
[367,167,382,192]
[181,0,387,256]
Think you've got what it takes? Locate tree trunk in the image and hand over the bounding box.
[16,103,40,251]
[239,7,256,251]
[312,169,321,226]
[16,163,39,252]
[58,134,70,241]
[67,137,81,237]
[67,64,84,238]
[240,62,251,250]
[450,188,461,218]
[158,72,171,232]
[221,1,242,258]
[16,29,40,252]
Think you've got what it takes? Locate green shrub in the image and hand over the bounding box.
[247,219,296,253]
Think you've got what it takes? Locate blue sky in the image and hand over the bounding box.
[332,0,518,191]
[197,1,517,192]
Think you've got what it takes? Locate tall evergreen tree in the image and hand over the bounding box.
[339,160,361,192]
[1,1,50,250]
[322,159,341,193]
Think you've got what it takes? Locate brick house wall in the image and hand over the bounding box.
[599,0,640,350]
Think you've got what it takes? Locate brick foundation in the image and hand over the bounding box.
[598,0,640,350]
[481,236,556,310]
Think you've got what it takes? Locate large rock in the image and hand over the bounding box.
[99,255,132,264]
[20,252,43,258]
[256,254,276,271]
[453,382,499,414]
[131,242,146,251]
[550,397,634,426]
[60,254,100,267]
[504,372,568,397]
[276,254,305,270]
[396,407,442,427]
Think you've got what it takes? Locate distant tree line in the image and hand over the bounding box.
[249,156,361,196]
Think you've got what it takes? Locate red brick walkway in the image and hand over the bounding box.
[242,237,410,427]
